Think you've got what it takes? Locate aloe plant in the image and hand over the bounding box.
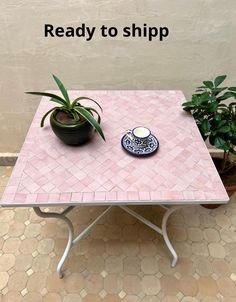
[26,75,105,141]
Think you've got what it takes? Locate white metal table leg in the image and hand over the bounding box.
[34,206,113,278]
[162,206,182,267]
[119,204,183,267]
[34,207,74,278]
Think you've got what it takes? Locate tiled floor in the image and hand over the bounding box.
[0,166,236,302]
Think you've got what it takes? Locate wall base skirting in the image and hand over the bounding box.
[0,153,19,166]
[0,149,224,166]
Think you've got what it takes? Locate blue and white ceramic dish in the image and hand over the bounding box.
[121,134,159,156]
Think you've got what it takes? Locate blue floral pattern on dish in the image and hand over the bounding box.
[121,134,159,156]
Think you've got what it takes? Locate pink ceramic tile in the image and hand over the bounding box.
[71,193,83,202]
[139,191,150,201]
[1,91,228,207]
[36,194,49,203]
[94,191,106,201]
[106,191,117,200]
[117,191,128,201]
[128,191,139,201]
[82,192,94,202]
[59,193,71,203]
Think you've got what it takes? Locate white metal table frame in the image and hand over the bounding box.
[34,203,183,278]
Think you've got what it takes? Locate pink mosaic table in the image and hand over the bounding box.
[1,90,229,277]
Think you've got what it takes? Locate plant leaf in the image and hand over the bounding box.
[214,137,230,150]
[229,87,236,92]
[217,92,235,101]
[84,107,101,123]
[207,102,218,112]
[52,74,70,105]
[40,107,60,127]
[25,92,67,106]
[74,107,105,141]
[217,126,230,133]
[203,81,214,89]
[214,75,226,87]
[201,119,211,134]
[72,97,103,111]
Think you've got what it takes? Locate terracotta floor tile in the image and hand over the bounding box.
[142,296,161,302]
[38,238,55,254]
[181,297,199,302]
[0,222,9,236]
[176,257,194,275]
[42,293,62,302]
[24,223,41,238]
[203,228,220,242]
[208,243,226,258]
[123,240,139,256]
[179,276,198,296]
[198,277,218,296]
[162,296,179,302]
[160,276,179,295]
[124,257,141,274]
[22,292,42,302]
[123,295,141,302]
[217,277,236,297]
[0,272,9,290]
[65,273,85,293]
[105,225,122,240]
[83,294,102,302]
[19,238,38,254]
[8,222,25,237]
[32,254,51,272]
[187,227,204,242]
[8,271,28,291]
[3,237,21,253]
[106,239,123,256]
[141,257,159,274]
[67,255,87,273]
[87,255,104,273]
[85,274,103,294]
[27,272,48,292]
[212,259,231,276]
[140,241,157,257]
[103,294,121,302]
[2,291,22,302]
[0,253,15,271]
[168,226,187,242]
[201,297,219,302]
[46,272,65,292]
[123,275,141,295]
[104,274,123,293]
[194,256,213,276]
[142,276,161,295]
[88,239,105,255]
[105,256,123,273]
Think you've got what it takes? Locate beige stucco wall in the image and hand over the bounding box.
[0,0,235,152]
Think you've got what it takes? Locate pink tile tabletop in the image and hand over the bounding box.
[1,91,229,207]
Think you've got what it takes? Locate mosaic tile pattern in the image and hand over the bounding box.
[1,91,228,206]
[1,166,236,301]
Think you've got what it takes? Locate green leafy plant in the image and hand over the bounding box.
[26,75,105,141]
[182,75,236,173]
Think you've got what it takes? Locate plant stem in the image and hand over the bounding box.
[221,150,227,172]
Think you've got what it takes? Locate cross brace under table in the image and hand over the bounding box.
[34,205,183,278]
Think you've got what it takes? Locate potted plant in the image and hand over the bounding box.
[26,75,105,145]
[182,75,236,207]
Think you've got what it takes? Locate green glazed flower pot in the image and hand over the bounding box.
[50,110,93,145]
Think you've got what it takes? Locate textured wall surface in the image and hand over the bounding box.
[0,0,235,152]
